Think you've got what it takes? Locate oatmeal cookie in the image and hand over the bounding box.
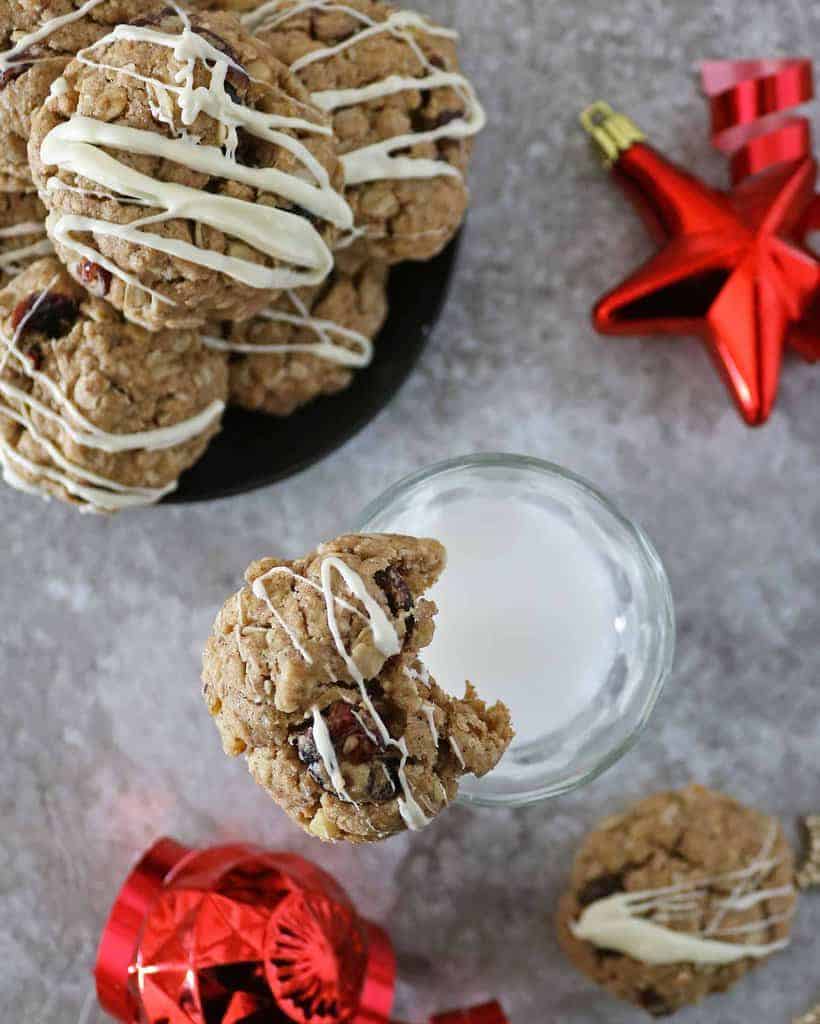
[0,257,228,511]
[557,784,797,1017]
[0,0,168,192]
[202,533,513,842]
[0,192,51,283]
[28,7,352,331]
[209,256,388,416]
[242,0,485,264]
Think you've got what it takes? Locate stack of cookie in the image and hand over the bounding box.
[0,0,484,511]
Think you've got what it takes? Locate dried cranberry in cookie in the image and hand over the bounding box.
[28,7,352,331]
[201,533,513,843]
[205,252,388,416]
[242,0,486,264]
[0,257,228,511]
[557,785,798,1017]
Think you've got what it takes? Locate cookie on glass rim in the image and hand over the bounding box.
[202,533,513,842]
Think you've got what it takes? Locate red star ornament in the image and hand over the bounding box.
[581,99,820,425]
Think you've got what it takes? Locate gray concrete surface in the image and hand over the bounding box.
[2,1,819,1021]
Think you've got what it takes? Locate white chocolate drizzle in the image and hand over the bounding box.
[571,824,795,966]
[252,562,366,641]
[350,707,379,745]
[0,279,224,511]
[421,702,439,748]
[203,286,373,368]
[248,554,433,829]
[0,222,53,270]
[252,574,314,663]
[310,704,353,801]
[448,734,465,768]
[243,2,486,186]
[0,0,108,74]
[404,662,430,685]
[38,6,353,320]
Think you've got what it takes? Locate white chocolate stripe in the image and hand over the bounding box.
[319,556,430,831]
[1,287,224,452]
[203,289,373,369]
[42,124,337,277]
[0,239,53,269]
[288,10,458,73]
[311,70,474,113]
[48,116,342,225]
[350,707,379,745]
[0,437,176,511]
[51,209,331,293]
[46,212,174,312]
[705,823,778,936]
[251,574,314,663]
[39,16,353,311]
[0,283,223,510]
[247,556,431,829]
[320,555,399,659]
[0,222,48,240]
[310,705,353,801]
[242,0,362,34]
[571,826,796,967]
[341,130,464,186]
[245,3,486,186]
[421,703,439,747]
[257,563,366,620]
[571,895,790,966]
[0,374,224,454]
[0,0,108,72]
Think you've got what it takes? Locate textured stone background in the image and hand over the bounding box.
[2,1,820,1021]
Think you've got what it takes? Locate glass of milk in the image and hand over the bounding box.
[357,453,675,806]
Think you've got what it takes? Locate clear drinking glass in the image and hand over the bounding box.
[357,453,675,806]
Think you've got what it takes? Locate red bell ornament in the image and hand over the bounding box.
[95,838,395,1024]
[581,59,820,426]
[94,839,508,1024]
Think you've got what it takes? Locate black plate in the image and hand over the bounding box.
[167,233,461,503]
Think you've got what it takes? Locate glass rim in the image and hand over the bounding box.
[356,451,676,807]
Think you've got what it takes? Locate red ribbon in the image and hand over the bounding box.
[389,1002,508,1024]
[428,1002,509,1024]
[701,58,814,182]
[701,58,820,360]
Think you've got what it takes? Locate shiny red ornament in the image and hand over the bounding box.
[95,839,395,1024]
[94,838,507,1024]
[582,58,820,426]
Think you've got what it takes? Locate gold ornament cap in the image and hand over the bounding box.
[580,101,646,166]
